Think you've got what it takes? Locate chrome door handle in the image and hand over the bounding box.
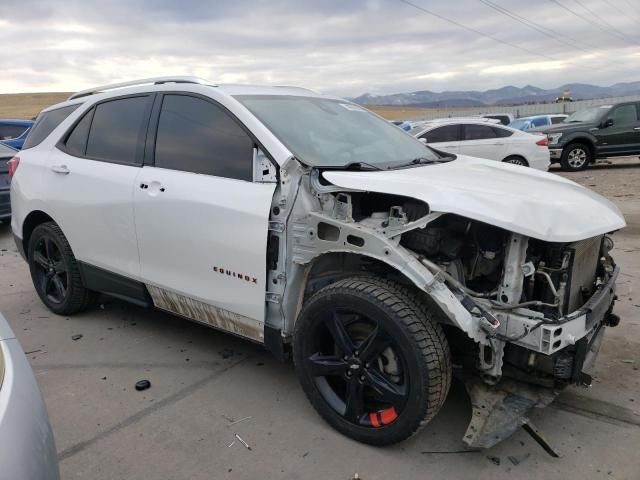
[51,164,70,174]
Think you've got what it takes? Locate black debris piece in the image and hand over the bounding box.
[487,456,501,466]
[71,334,83,341]
[135,379,151,391]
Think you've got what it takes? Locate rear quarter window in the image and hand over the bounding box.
[22,104,80,149]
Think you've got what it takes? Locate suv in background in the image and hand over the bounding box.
[540,102,640,171]
[480,113,514,125]
[10,77,625,450]
[510,114,567,131]
[0,119,34,150]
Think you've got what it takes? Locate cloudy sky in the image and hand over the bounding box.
[2,0,639,96]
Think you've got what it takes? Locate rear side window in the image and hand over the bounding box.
[154,94,254,181]
[422,125,460,143]
[491,126,513,138]
[463,124,497,140]
[85,96,151,165]
[22,104,80,149]
[0,125,28,140]
[64,109,94,157]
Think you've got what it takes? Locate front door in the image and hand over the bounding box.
[595,103,640,156]
[133,93,276,339]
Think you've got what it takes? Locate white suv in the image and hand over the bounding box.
[10,77,625,448]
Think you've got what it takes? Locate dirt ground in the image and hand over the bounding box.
[0,159,639,479]
[0,93,70,119]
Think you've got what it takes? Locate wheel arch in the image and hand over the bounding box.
[281,250,485,345]
[21,210,55,260]
[563,137,596,162]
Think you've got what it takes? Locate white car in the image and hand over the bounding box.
[411,119,551,170]
[10,77,625,449]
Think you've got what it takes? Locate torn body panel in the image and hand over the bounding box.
[260,158,622,449]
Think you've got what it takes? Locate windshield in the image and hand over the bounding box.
[235,95,441,168]
[564,106,610,123]
[509,119,530,130]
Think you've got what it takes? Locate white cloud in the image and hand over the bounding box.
[1,0,639,96]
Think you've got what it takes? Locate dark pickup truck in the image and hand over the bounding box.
[536,102,640,171]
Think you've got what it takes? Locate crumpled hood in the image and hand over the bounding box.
[322,156,626,242]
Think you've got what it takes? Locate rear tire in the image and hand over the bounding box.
[293,276,451,445]
[28,222,95,315]
[560,142,591,171]
[503,155,528,167]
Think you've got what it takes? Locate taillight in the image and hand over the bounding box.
[536,137,548,147]
[7,156,20,178]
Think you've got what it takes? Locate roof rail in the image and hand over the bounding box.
[67,76,213,101]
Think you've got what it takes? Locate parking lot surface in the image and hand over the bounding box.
[1,159,639,480]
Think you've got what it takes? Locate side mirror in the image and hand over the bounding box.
[418,137,427,144]
[602,118,614,128]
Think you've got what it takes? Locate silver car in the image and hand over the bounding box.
[0,312,59,480]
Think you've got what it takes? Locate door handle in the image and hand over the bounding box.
[634,127,640,130]
[51,164,70,174]
[140,182,166,195]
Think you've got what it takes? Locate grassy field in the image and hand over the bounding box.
[0,93,71,119]
[0,92,439,121]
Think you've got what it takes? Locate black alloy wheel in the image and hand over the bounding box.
[294,276,451,445]
[28,222,95,315]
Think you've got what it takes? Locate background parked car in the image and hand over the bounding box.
[0,142,18,222]
[0,119,34,150]
[510,114,568,131]
[0,312,60,480]
[540,102,640,171]
[411,118,550,170]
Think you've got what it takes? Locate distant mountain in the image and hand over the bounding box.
[350,81,640,107]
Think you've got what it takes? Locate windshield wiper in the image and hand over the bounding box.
[342,161,382,171]
[390,157,448,169]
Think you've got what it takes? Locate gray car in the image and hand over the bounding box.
[0,312,60,480]
[0,142,17,222]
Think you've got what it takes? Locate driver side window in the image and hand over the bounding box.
[610,105,638,126]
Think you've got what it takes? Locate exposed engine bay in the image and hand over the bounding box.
[265,161,623,450]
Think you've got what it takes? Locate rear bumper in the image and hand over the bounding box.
[0,313,60,480]
[549,147,563,160]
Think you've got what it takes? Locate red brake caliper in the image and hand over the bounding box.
[369,407,398,427]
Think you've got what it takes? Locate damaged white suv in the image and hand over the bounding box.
[10,77,625,448]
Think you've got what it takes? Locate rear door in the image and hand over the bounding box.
[49,94,153,278]
[594,103,640,156]
[457,124,507,160]
[419,124,462,154]
[133,93,276,338]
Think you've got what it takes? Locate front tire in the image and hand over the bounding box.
[560,142,591,171]
[293,276,451,445]
[28,222,95,315]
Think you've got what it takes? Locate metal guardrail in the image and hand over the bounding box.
[407,94,640,121]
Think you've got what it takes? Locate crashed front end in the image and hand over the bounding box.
[282,159,625,449]
[443,227,620,448]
